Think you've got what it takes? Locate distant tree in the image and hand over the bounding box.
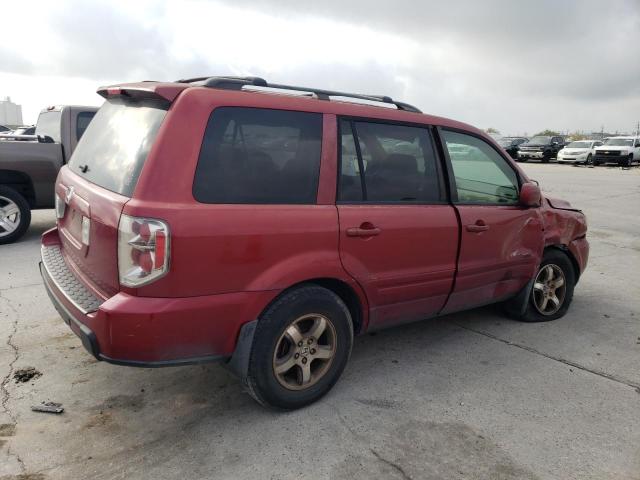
[567,132,588,141]
[485,127,501,135]
[534,129,561,136]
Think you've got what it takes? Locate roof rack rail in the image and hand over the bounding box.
[176,76,422,113]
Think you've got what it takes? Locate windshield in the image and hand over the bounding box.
[35,111,62,142]
[603,138,634,147]
[68,99,167,197]
[528,136,551,144]
[498,139,514,146]
[567,141,591,148]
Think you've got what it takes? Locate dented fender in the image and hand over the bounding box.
[540,196,589,276]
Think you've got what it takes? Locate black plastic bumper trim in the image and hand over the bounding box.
[41,262,99,358]
[98,354,226,368]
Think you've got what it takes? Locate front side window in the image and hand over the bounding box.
[193,108,322,204]
[338,120,441,203]
[442,130,519,205]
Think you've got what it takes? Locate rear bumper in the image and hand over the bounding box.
[40,228,275,367]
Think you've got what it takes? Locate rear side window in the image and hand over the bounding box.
[193,107,322,204]
[35,111,62,142]
[339,119,441,203]
[442,130,519,205]
[68,99,167,197]
[75,111,95,140]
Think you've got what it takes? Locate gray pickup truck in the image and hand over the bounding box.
[0,105,97,244]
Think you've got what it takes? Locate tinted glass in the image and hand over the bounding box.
[194,107,322,204]
[68,99,167,197]
[339,120,440,202]
[443,130,519,205]
[76,111,96,140]
[35,111,62,142]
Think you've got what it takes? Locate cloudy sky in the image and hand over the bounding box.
[2,0,639,135]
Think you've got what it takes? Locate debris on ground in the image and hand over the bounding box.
[31,402,64,414]
[13,367,42,383]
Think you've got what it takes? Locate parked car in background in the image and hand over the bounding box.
[498,137,529,159]
[557,139,603,165]
[0,125,36,141]
[593,136,640,167]
[517,135,566,162]
[0,125,11,133]
[0,105,97,243]
[40,76,589,410]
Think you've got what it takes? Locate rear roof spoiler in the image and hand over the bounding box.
[97,82,188,103]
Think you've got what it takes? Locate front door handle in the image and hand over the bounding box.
[466,220,489,233]
[346,222,381,237]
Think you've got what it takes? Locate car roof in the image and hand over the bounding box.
[100,78,486,138]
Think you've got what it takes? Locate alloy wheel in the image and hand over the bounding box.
[0,196,21,238]
[532,264,566,316]
[272,313,337,391]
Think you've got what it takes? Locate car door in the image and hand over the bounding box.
[336,119,459,330]
[439,129,544,314]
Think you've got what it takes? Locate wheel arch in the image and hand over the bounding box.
[225,276,369,383]
[544,244,581,282]
[0,169,36,207]
[261,277,368,335]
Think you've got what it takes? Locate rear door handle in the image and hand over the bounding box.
[466,220,489,233]
[346,223,381,237]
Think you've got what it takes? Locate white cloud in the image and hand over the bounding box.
[1,0,638,134]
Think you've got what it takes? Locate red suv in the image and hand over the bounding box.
[40,77,589,409]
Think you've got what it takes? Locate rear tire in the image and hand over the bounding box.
[246,285,354,409]
[511,250,576,323]
[0,186,31,245]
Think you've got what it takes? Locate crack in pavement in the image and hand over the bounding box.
[0,282,43,292]
[453,322,640,391]
[0,291,27,475]
[370,449,413,480]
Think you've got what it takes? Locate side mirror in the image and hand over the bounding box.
[520,182,541,207]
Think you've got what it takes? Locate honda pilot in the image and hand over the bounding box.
[40,76,589,409]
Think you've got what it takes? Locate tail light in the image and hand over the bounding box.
[118,214,170,287]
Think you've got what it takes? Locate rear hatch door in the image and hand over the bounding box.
[55,96,168,297]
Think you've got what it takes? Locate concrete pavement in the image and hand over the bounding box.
[1,163,639,479]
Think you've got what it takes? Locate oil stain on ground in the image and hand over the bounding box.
[83,394,146,431]
[333,420,538,480]
[0,424,16,436]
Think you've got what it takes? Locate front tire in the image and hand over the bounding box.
[246,285,354,409]
[0,186,31,245]
[513,250,576,322]
[585,154,593,166]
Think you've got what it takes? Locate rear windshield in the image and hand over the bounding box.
[68,99,167,197]
[35,111,62,142]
